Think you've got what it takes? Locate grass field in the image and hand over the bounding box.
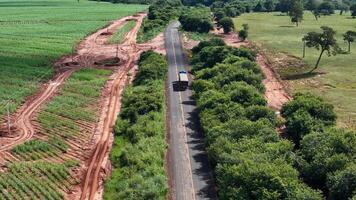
[0,0,146,115]
[235,11,356,129]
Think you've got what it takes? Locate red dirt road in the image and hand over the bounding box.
[213,29,291,110]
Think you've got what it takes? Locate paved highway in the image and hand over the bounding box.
[165,21,217,200]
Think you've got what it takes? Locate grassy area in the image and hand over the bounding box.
[107,20,136,44]
[183,31,215,41]
[235,11,356,129]
[0,0,147,115]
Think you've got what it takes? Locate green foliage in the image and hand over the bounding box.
[0,0,146,116]
[219,17,234,33]
[239,23,249,41]
[289,0,304,26]
[107,20,136,44]
[179,6,213,33]
[281,93,336,145]
[104,51,168,199]
[317,1,335,15]
[327,163,356,200]
[0,161,79,199]
[137,0,181,42]
[343,30,356,52]
[298,128,356,192]
[351,4,356,17]
[134,50,168,85]
[302,26,340,71]
[190,38,321,198]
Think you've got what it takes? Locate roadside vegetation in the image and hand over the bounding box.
[104,51,168,199]
[0,0,146,116]
[137,0,181,42]
[191,38,324,199]
[235,11,356,129]
[108,20,136,44]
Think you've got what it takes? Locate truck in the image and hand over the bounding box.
[178,70,189,90]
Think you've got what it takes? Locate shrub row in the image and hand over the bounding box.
[191,38,323,199]
[137,0,181,42]
[281,93,356,199]
[179,6,214,33]
[104,51,168,199]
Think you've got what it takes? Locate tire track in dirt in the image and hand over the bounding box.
[79,14,146,200]
[0,15,139,154]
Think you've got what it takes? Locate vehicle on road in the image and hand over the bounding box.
[178,70,189,90]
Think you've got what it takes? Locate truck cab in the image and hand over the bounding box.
[178,70,189,90]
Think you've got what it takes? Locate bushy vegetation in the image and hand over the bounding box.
[104,51,168,199]
[281,94,355,199]
[0,160,79,199]
[137,0,181,42]
[0,0,146,116]
[191,38,322,199]
[108,20,136,44]
[179,6,214,33]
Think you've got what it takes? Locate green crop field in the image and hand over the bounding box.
[2,67,111,198]
[235,11,356,129]
[0,0,146,115]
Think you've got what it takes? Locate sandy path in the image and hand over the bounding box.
[213,28,291,110]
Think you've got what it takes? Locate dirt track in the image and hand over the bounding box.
[78,14,145,200]
[213,28,291,110]
[0,12,167,200]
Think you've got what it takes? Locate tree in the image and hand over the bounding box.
[339,3,349,15]
[253,2,265,12]
[289,0,303,26]
[276,0,291,13]
[264,0,275,12]
[219,17,234,34]
[302,26,339,72]
[214,9,225,22]
[351,4,356,18]
[327,163,356,200]
[343,31,356,53]
[299,128,356,190]
[317,1,335,15]
[238,24,249,41]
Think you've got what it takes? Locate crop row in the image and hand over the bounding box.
[0,160,79,200]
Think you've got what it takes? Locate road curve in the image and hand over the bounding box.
[165,22,217,200]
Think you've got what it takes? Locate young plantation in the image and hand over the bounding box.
[2,68,111,198]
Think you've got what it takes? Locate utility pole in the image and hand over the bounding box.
[116,43,119,58]
[6,102,11,135]
[302,40,306,58]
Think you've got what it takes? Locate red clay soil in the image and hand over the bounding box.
[77,14,167,200]
[213,28,291,110]
[0,12,167,200]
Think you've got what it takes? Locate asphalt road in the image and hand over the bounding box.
[165,21,217,200]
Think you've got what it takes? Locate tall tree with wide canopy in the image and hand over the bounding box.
[343,30,356,53]
[302,26,339,72]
